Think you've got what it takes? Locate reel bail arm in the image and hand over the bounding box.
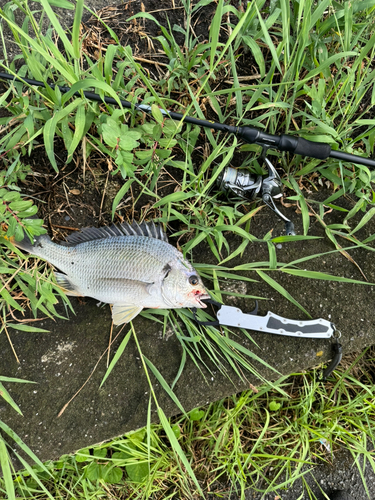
[260,158,295,235]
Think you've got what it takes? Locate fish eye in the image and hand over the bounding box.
[189,275,199,286]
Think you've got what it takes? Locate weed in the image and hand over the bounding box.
[3,352,375,499]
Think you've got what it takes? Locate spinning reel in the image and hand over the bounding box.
[218,151,296,235]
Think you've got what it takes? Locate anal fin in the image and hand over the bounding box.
[54,272,83,297]
[112,304,143,325]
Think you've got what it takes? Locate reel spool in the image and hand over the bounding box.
[218,157,295,235]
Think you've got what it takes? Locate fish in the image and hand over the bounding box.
[13,221,210,325]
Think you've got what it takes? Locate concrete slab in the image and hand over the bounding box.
[1,194,375,467]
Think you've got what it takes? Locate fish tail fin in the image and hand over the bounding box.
[7,213,49,253]
[11,232,49,253]
[54,272,83,297]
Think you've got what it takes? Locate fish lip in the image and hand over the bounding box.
[196,293,210,308]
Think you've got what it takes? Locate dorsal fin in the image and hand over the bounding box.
[63,221,168,246]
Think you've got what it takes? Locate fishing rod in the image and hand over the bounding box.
[2,71,374,165]
[2,71,375,233]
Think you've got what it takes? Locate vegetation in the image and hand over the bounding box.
[0,0,375,498]
[4,351,375,499]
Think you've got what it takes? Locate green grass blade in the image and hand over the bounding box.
[279,0,290,65]
[67,103,86,162]
[0,382,23,415]
[0,421,51,471]
[344,0,353,51]
[39,0,75,58]
[157,407,203,496]
[257,270,311,317]
[100,329,132,388]
[209,0,223,72]
[171,347,187,390]
[0,438,15,500]
[0,376,35,384]
[153,192,195,208]
[7,323,49,333]
[255,4,282,73]
[104,44,118,84]
[222,336,281,376]
[13,451,55,500]
[348,207,375,235]
[43,99,83,171]
[144,357,186,416]
[72,0,84,58]
[280,269,372,285]
[271,235,320,243]
[303,51,357,82]
[229,46,242,118]
[34,0,73,7]
[63,78,124,109]
[0,288,23,312]
[242,35,265,77]
[267,241,277,270]
[112,179,134,219]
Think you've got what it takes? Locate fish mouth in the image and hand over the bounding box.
[195,293,211,308]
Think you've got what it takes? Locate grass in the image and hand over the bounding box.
[0,0,375,498]
[3,350,375,499]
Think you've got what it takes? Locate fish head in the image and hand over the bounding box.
[161,261,210,309]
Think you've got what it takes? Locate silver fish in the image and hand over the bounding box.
[14,221,210,325]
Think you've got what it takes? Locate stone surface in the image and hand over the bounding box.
[1,194,375,467]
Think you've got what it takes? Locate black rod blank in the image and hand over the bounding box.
[329,149,375,168]
[1,71,375,168]
[0,72,238,134]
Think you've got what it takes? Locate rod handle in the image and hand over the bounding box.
[279,134,331,159]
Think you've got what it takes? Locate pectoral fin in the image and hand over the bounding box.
[112,304,143,325]
[55,272,83,297]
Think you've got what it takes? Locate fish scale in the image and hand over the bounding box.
[39,236,179,280]
[14,221,210,325]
